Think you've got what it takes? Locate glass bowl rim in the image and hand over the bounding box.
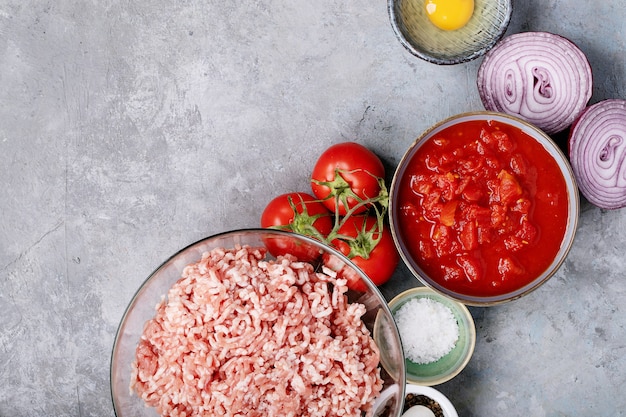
[110,227,407,416]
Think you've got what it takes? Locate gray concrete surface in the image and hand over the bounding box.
[1,1,625,416]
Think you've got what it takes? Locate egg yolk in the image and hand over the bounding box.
[425,0,474,31]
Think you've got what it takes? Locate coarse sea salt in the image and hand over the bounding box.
[394,297,459,364]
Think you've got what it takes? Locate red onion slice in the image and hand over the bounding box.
[477,32,593,135]
[568,99,626,209]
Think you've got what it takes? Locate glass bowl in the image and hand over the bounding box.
[389,112,580,306]
[389,287,475,386]
[387,0,512,65]
[110,228,406,417]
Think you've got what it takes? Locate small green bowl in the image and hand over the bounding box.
[389,287,476,386]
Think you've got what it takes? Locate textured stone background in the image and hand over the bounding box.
[1,0,625,416]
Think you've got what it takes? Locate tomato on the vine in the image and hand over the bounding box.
[260,192,333,261]
[261,143,396,289]
[261,192,333,236]
[325,215,399,292]
[311,142,386,216]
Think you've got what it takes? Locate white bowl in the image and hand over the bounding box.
[404,384,459,417]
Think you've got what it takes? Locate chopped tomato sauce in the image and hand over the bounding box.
[397,120,569,297]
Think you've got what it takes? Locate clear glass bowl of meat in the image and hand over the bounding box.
[111,228,406,417]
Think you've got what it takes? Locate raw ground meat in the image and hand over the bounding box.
[130,245,383,417]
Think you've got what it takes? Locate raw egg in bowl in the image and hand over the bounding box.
[387,0,512,64]
[389,112,579,306]
[425,0,475,31]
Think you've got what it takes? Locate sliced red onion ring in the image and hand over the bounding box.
[568,99,626,209]
[477,31,593,135]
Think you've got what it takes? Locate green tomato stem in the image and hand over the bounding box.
[311,168,390,258]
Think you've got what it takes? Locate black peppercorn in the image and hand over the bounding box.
[403,393,445,417]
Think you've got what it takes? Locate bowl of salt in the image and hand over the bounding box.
[389,287,475,386]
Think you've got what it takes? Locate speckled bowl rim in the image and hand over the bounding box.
[387,0,513,65]
[389,287,476,386]
[389,111,580,306]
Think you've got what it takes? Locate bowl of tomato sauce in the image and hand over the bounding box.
[389,112,579,306]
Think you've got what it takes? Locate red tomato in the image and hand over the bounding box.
[325,215,399,292]
[494,170,522,205]
[261,192,332,235]
[261,192,332,261]
[311,142,385,216]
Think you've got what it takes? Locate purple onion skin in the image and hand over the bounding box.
[568,99,626,210]
[477,31,593,136]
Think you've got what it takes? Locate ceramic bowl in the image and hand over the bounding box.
[404,384,459,417]
[111,229,406,417]
[389,287,475,386]
[389,112,579,306]
[387,0,512,65]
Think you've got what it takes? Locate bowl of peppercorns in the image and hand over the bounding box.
[403,384,458,417]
